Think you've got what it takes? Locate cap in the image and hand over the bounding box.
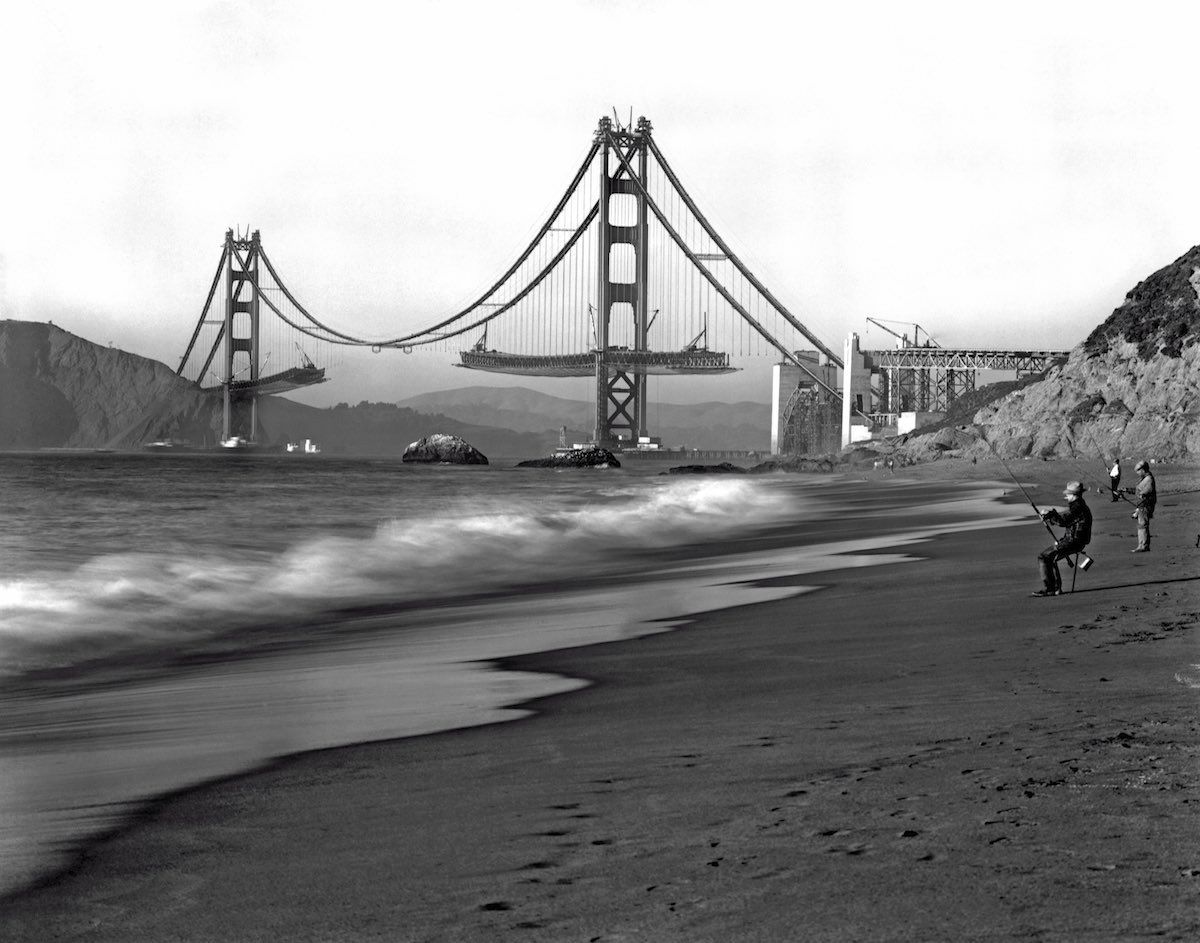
[1063,481,1084,497]
[1135,460,1148,472]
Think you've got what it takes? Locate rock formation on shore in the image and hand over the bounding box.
[750,455,838,474]
[662,462,747,475]
[898,245,1200,463]
[516,447,620,468]
[401,434,489,464]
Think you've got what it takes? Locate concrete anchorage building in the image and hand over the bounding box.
[770,351,840,455]
[768,336,877,456]
[830,331,1065,451]
[769,332,1067,455]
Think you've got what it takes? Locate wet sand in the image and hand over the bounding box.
[2,460,1197,941]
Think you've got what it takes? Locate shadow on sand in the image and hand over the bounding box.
[1065,574,1200,595]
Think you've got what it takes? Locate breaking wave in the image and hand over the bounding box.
[0,477,794,676]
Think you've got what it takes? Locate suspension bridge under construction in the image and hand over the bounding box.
[175,115,1065,453]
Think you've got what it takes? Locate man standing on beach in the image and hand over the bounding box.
[1129,460,1156,552]
[1033,481,1092,597]
[1109,457,1121,502]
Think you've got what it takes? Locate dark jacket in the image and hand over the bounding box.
[1045,499,1092,549]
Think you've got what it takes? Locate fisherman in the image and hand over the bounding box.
[1127,460,1157,552]
[1032,481,1092,597]
[1109,457,1121,502]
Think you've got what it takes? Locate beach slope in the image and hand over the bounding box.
[2,462,1197,941]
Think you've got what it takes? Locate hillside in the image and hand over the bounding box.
[899,246,1200,462]
[0,320,218,449]
[0,321,547,458]
[397,386,771,450]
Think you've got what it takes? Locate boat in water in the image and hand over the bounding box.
[142,438,200,452]
[285,439,321,454]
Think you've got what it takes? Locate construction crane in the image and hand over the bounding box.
[865,317,941,349]
[294,342,316,369]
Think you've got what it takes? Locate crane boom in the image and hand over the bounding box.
[865,317,940,348]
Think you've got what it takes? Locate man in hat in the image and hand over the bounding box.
[1033,481,1092,597]
[1109,457,1121,502]
[1128,460,1156,552]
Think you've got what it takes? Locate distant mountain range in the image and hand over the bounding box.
[0,320,770,457]
[396,386,770,451]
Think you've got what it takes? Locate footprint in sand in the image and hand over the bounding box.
[825,843,870,856]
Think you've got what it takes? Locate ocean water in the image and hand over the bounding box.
[0,451,1019,897]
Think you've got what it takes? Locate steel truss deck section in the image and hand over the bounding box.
[459,349,737,377]
[202,366,327,396]
[867,348,1067,371]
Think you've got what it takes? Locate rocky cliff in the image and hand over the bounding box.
[0,320,218,449]
[0,320,549,456]
[901,246,1200,462]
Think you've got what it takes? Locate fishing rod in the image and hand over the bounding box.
[1075,426,1134,505]
[967,428,1098,576]
[970,430,1062,543]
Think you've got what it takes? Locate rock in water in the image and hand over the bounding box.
[401,433,489,464]
[662,462,747,475]
[516,447,620,468]
[749,456,836,474]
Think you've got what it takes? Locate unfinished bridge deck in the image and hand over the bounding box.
[866,347,1067,372]
[459,349,737,377]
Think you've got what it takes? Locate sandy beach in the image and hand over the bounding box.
[2,459,1197,941]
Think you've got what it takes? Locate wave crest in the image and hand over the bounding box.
[0,477,790,675]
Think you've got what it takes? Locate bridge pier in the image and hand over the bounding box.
[220,229,262,443]
[592,116,652,447]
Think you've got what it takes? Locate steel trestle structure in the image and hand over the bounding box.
[868,347,1065,414]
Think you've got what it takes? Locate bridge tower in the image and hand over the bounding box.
[593,116,652,447]
[221,228,262,442]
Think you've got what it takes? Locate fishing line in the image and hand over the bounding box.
[969,429,1061,543]
[1076,425,1136,505]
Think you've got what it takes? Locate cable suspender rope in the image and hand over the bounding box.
[604,134,851,407]
[197,325,226,387]
[177,244,229,375]
[648,137,842,368]
[396,202,602,348]
[251,202,601,352]
[249,140,602,349]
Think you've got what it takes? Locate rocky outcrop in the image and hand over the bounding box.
[896,246,1200,462]
[964,340,1199,460]
[749,455,837,474]
[0,320,220,449]
[401,433,489,464]
[516,447,620,468]
[0,321,560,456]
[661,462,747,475]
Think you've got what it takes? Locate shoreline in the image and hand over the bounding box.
[2,459,1197,940]
[0,477,1017,899]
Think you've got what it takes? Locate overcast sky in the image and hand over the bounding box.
[3,0,1198,406]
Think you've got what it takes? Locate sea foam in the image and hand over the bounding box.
[0,477,791,676]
